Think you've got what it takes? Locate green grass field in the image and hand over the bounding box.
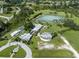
[0,40,8,47]
[32,49,73,58]
[0,45,26,58]
[0,46,17,57]
[63,30,79,52]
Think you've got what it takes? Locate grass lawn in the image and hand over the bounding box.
[13,47,26,58]
[50,36,65,46]
[0,40,8,47]
[0,14,13,17]
[0,45,26,58]
[32,49,73,58]
[71,15,79,25]
[63,30,79,52]
[0,46,17,57]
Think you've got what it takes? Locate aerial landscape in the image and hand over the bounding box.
[0,0,79,58]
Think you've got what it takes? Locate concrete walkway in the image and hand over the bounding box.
[10,53,15,58]
[58,34,79,58]
[0,42,32,58]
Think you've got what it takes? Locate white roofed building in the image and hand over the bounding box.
[10,26,24,37]
[31,24,43,34]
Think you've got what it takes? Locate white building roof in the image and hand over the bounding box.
[31,24,43,32]
[19,33,32,41]
[11,30,22,37]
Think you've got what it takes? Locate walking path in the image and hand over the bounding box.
[10,53,15,58]
[58,34,79,58]
[0,41,32,58]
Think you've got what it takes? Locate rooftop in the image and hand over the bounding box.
[31,24,43,32]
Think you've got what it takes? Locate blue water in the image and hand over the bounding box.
[36,15,64,23]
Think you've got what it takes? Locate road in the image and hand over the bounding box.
[58,34,79,58]
[0,42,32,58]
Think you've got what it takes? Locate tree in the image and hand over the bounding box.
[0,20,5,32]
[24,18,34,32]
[21,6,34,17]
[63,19,79,30]
[5,0,23,4]
[36,0,40,4]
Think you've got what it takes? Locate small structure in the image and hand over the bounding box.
[10,26,24,37]
[19,33,32,41]
[39,32,53,41]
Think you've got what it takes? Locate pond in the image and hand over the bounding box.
[36,15,65,24]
